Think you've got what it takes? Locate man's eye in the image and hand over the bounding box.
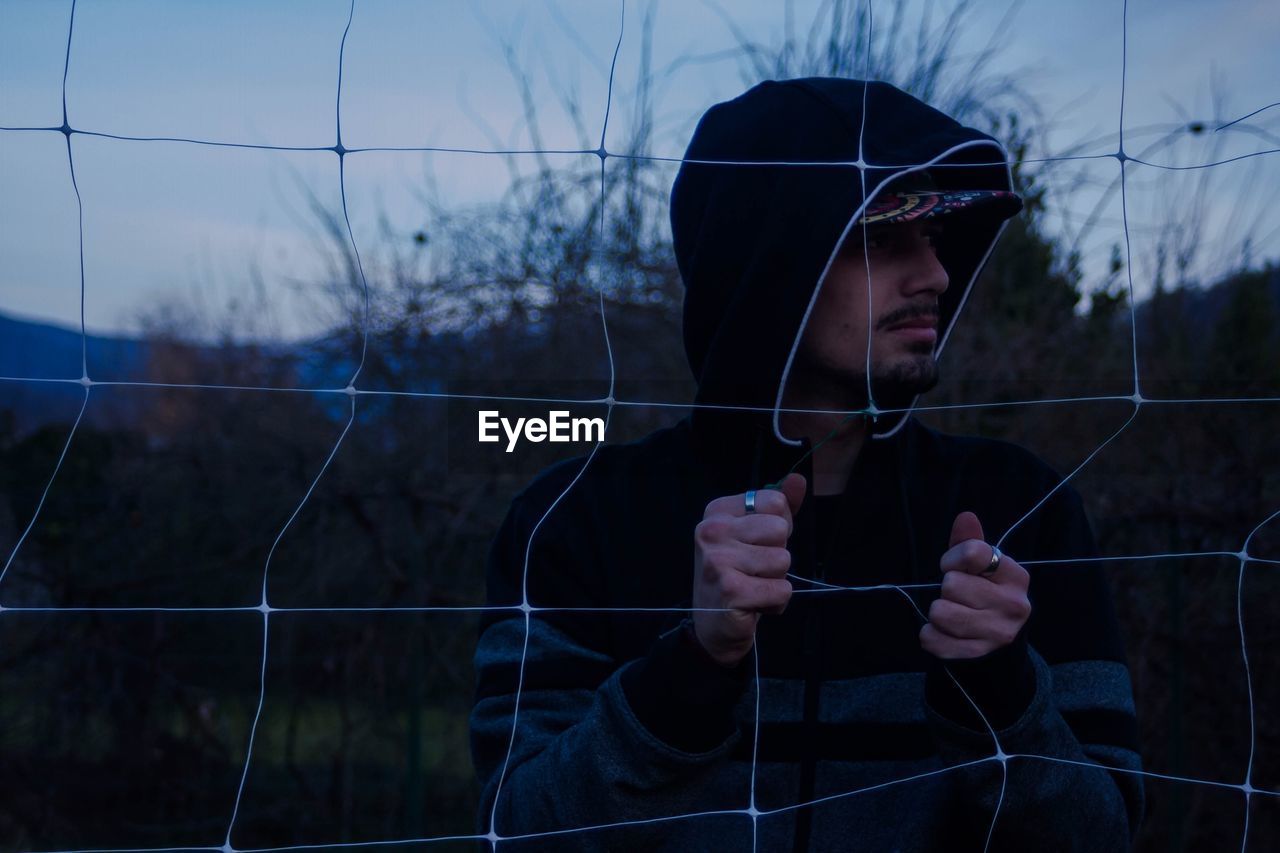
[840,235,878,256]
[854,230,887,251]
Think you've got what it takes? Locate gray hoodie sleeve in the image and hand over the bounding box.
[921,481,1145,851]
[468,491,750,848]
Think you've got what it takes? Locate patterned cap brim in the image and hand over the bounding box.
[858,190,1023,225]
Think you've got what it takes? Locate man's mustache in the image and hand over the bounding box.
[877,304,940,330]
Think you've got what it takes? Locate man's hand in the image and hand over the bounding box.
[920,511,1032,659]
[692,472,806,667]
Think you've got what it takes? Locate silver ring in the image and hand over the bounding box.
[744,490,757,514]
[982,544,1002,576]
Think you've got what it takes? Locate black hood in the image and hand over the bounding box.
[671,77,1016,489]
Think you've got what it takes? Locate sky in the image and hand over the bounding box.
[1,0,1278,341]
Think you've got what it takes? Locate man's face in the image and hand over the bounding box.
[794,217,950,409]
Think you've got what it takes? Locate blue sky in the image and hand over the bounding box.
[2,0,1278,341]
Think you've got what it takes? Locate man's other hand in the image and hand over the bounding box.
[692,472,806,667]
[920,511,1032,659]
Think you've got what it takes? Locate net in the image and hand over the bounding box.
[1,0,1278,851]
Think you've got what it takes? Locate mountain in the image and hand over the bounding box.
[0,312,457,437]
[0,312,151,380]
[0,313,152,436]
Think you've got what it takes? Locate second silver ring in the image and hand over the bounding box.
[982,544,1002,576]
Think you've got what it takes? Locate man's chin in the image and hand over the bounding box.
[794,352,938,410]
[871,358,939,409]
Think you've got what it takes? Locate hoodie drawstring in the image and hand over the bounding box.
[895,425,921,586]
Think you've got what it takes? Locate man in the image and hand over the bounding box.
[470,78,1143,851]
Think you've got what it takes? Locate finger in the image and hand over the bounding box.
[952,548,1030,589]
[778,472,807,516]
[697,541,789,581]
[727,542,792,578]
[985,554,1030,589]
[919,623,993,660]
[940,538,995,575]
[940,570,996,609]
[731,513,792,547]
[723,575,793,613]
[706,486,794,523]
[948,511,984,549]
[927,598,989,640]
[942,578,1033,631]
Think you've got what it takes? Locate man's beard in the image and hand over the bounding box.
[795,345,940,413]
[870,354,940,411]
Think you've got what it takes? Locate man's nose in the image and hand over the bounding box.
[903,243,949,296]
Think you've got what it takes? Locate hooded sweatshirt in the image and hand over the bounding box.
[470,78,1143,852]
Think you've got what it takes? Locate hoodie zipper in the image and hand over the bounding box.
[749,427,822,853]
[760,430,822,853]
[793,444,827,853]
